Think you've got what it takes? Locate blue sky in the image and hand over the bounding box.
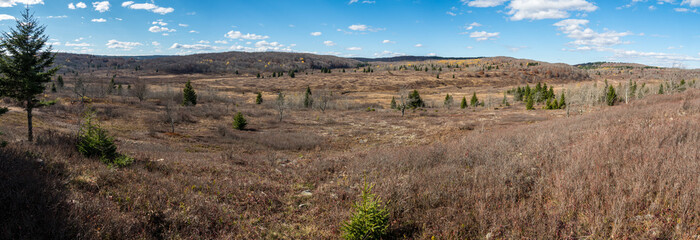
[0,0,699,68]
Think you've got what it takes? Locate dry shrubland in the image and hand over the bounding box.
[2,53,700,239]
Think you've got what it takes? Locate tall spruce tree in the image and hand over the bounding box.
[0,9,58,142]
[57,75,64,88]
[606,85,617,106]
[526,94,534,110]
[303,86,313,108]
[460,96,467,109]
[470,92,479,107]
[183,80,197,106]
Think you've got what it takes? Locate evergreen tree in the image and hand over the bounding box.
[183,80,197,106]
[117,84,123,95]
[232,112,247,130]
[606,85,617,106]
[108,77,116,94]
[289,70,295,78]
[444,93,453,109]
[524,85,531,100]
[526,94,534,110]
[658,83,664,94]
[50,82,56,92]
[545,98,553,109]
[558,91,566,109]
[272,72,276,77]
[390,96,397,109]
[256,73,260,78]
[303,86,313,108]
[0,10,59,142]
[57,75,64,88]
[460,96,467,109]
[470,92,479,107]
[255,92,263,104]
[407,90,424,109]
[502,92,509,106]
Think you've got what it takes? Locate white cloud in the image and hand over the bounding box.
[106,39,142,50]
[178,23,188,27]
[310,32,322,36]
[382,39,395,44]
[215,40,228,44]
[465,22,482,30]
[91,18,106,22]
[122,2,174,15]
[68,2,86,9]
[673,7,697,12]
[323,40,336,46]
[348,24,367,31]
[682,0,700,7]
[554,19,632,48]
[464,0,598,21]
[151,41,160,46]
[152,20,167,26]
[149,26,175,33]
[346,47,362,51]
[427,53,437,56]
[415,44,424,47]
[189,30,198,33]
[648,5,657,10]
[225,30,269,40]
[446,11,457,16]
[508,0,597,20]
[349,0,375,4]
[0,14,15,21]
[462,0,507,7]
[46,15,68,19]
[347,24,385,32]
[0,0,43,7]
[170,43,214,50]
[198,40,210,44]
[470,31,500,41]
[92,1,110,12]
[374,50,405,57]
[65,42,91,47]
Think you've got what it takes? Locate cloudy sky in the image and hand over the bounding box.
[0,0,699,68]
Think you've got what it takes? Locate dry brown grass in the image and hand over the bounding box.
[1,64,699,239]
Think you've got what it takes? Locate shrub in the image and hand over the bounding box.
[183,80,197,106]
[461,96,467,109]
[444,94,453,109]
[232,112,247,130]
[255,92,263,104]
[407,90,424,109]
[77,112,133,167]
[341,182,389,240]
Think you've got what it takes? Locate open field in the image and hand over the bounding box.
[1,54,700,239]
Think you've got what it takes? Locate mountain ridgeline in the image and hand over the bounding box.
[54,51,366,75]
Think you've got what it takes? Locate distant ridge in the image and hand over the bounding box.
[352,56,483,62]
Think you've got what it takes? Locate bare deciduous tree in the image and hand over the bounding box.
[316,89,333,113]
[132,80,148,102]
[276,92,286,122]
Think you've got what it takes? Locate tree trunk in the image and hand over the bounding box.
[26,104,33,142]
